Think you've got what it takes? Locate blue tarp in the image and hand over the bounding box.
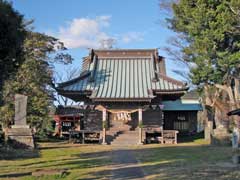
[162,100,203,111]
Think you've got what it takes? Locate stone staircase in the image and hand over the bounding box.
[107,120,139,145]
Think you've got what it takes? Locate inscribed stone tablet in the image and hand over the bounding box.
[14,94,28,125]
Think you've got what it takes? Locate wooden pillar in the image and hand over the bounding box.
[159,108,163,144]
[160,109,163,131]
[59,119,63,137]
[138,108,143,145]
[69,130,72,143]
[175,131,178,144]
[102,108,107,145]
[82,131,85,144]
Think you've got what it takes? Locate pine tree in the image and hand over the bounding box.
[167,0,240,128]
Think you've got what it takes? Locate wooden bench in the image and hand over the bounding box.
[144,126,163,144]
[162,130,179,144]
[69,130,101,144]
[144,128,178,144]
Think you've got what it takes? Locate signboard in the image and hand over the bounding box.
[61,121,74,132]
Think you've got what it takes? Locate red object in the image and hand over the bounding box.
[54,114,81,135]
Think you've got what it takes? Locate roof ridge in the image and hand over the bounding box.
[97,56,152,59]
[57,71,90,88]
[158,73,186,86]
[93,48,157,51]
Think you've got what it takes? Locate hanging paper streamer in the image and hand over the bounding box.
[113,111,132,122]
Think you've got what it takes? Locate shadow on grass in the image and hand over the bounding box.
[0,142,238,180]
[76,144,236,180]
[0,146,39,160]
[0,172,32,179]
[178,132,204,143]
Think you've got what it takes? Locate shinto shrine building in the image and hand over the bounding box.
[57,49,201,145]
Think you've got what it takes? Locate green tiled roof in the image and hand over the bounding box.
[58,50,187,101]
[162,100,203,111]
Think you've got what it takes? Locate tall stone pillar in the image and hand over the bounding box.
[102,108,107,145]
[205,121,213,141]
[6,94,34,148]
[138,108,143,145]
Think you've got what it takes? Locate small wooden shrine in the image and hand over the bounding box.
[53,106,84,136]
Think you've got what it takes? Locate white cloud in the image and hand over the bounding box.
[96,15,111,27]
[54,15,144,49]
[121,32,144,43]
[56,15,113,49]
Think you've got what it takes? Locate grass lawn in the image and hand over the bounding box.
[0,142,113,180]
[133,139,240,180]
[0,139,239,180]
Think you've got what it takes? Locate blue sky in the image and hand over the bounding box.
[11,0,188,81]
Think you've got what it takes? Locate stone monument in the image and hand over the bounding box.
[204,121,213,141]
[6,94,35,148]
[232,127,239,149]
[232,127,240,164]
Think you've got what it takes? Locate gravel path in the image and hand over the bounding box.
[110,147,146,180]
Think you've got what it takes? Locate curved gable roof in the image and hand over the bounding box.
[57,49,188,102]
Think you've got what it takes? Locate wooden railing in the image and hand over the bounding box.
[162,130,179,144]
[144,127,178,144]
[69,130,101,144]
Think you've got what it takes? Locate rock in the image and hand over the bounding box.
[232,154,240,164]
[211,128,231,146]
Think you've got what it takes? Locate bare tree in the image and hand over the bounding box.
[99,38,116,49]
[53,66,81,106]
[159,0,192,85]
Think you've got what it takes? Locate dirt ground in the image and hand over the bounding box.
[0,140,239,180]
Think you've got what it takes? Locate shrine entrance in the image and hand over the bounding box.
[108,110,139,131]
[95,105,143,145]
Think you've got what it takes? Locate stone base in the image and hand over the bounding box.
[211,128,231,146]
[204,121,213,141]
[6,127,35,149]
[12,125,30,129]
[232,154,240,164]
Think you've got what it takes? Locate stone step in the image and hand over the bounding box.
[6,128,32,136]
[111,141,138,145]
[111,143,138,145]
[112,139,138,143]
[113,134,138,140]
[114,132,138,136]
[110,126,130,129]
[109,129,130,132]
[115,134,138,136]
[111,139,138,142]
[112,140,138,143]
[114,133,138,137]
[108,131,136,134]
[115,133,138,136]
[107,122,137,144]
